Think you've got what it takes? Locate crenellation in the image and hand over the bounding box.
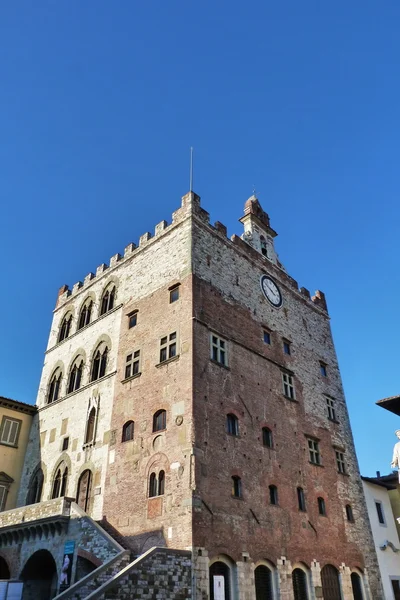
[300,287,311,299]
[124,242,136,257]
[72,281,83,294]
[213,221,227,236]
[155,220,168,235]
[84,272,95,285]
[139,232,152,245]
[96,263,109,276]
[109,253,122,268]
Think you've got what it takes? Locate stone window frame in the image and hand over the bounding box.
[152,409,167,433]
[334,448,347,475]
[282,371,295,400]
[124,349,141,380]
[58,312,73,343]
[67,355,85,394]
[291,564,312,600]
[51,460,69,499]
[0,416,22,448]
[148,469,165,497]
[269,484,278,505]
[283,339,291,355]
[253,561,278,600]
[210,333,228,367]
[90,342,109,382]
[127,309,138,329]
[100,283,117,317]
[231,475,242,498]
[320,361,328,377]
[122,420,135,443]
[307,437,321,466]
[345,504,354,523]
[326,396,337,422]
[47,366,63,404]
[159,332,178,364]
[263,329,271,345]
[226,413,239,437]
[297,487,306,512]
[317,496,327,516]
[262,426,273,448]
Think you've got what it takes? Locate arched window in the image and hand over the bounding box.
[318,497,326,516]
[231,476,241,498]
[100,286,116,316]
[51,462,68,499]
[351,572,364,600]
[47,368,62,404]
[254,565,274,600]
[260,235,268,257]
[292,568,308,600]
[26,468,44,505]
[321,564,341,600]
[76,470,93,512]
[85,407,96,445]
[67,358,84,394]
[226,414,239,436]
[78,301,92,330]
[262,427,273,448]
[269,485,278,505]
[122,421,135,442]
[58,314,72,343]
[149,473,157,497]
[346,504,354,522]
[91,344,108,381]
[297,487,306,511]
[158,470,165,495]
[153,410,166,432]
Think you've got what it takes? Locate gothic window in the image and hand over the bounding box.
[231,476,241,498]
[149,471,165,497]
[26,468,44,505]
[78,301,92,330]
[47,368,62,404]
[262,427,273,448]
[76,470,93,513]
[226,414,239,436]
[58,314,72,343]
[269,485,278,505]
[297,487,306,511]
[100,286,115,316]
[122,421,135,442]
[91,344,108,381]
[85,407,96,445]
[67,357,84,394]
[292,568,309,600]
[260,235,268,257]
[51,462,68,499]
[153,410,166,432]
[318,497,326,516]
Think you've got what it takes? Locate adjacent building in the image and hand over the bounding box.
[362,473,400,600]
[0,396,36,512]
[0,189,383,599]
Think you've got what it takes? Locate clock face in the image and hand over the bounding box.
[260,275,282,308]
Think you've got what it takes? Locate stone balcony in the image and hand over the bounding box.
[0,497,73,547]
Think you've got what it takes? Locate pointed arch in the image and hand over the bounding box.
[47,366,63,404]
[67,354,84,394]
[78,295,95,330]
[76,469,93,512]
[100,281,117,316]
[58,312,73,343]
[26,466,44,505]
[90,342,109,381]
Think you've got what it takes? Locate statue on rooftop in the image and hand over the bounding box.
[391,430,400,481]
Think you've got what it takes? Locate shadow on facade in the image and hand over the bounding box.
[20,550,57,600]
[0,555,10,579]
[100,517,166,555]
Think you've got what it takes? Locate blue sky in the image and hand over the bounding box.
[1,1,399,476]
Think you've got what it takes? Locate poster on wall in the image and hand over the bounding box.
[213,575,225,600]
[59,540,75,591]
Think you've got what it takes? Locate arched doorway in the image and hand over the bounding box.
[321,564,341,600]
[210,561,232,600]
[0,556,10,579]
[255,565,274,600]
[351,572,364,600]
[21,549,57,600]
[292,568,309,600]
[76,470,93,512]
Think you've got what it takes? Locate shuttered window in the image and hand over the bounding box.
[0,418,20,447]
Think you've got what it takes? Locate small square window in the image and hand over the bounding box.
[62,437,69,451]
[320,362,327,377]
[169,286,180,303]
[283,341,291,355]
[263,331,271,345]
[128,311,138,329]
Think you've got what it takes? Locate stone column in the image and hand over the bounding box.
[277,557,294,600]
[339,563,354,600]
[311,559,323,599]
[192,547,209,600]
[236,553,255,600]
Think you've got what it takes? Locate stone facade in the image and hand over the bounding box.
[1,189,382,599]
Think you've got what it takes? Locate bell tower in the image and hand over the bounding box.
[239,195,279,265]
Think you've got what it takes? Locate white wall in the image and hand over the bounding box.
[363,480,400,600]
